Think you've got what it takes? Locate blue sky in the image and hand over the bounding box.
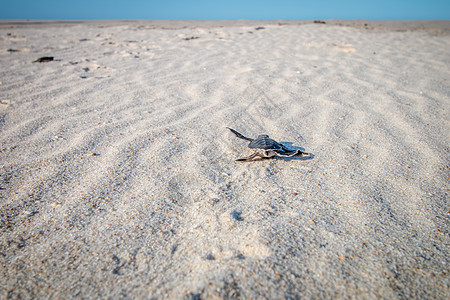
[1,0,449,20]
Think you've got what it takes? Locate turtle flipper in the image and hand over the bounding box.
[236,152,260,161]
[280,144,293,152]
[236,150,277,161]
[227,127,253,142]
[275,149,309,157]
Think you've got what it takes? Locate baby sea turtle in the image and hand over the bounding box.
[228,127,309,161]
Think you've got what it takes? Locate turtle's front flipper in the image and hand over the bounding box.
[227,127,253,142]
[236,150,276,161]
[276,149,309,157]
[280,144,293,153]
[236,152,259,161]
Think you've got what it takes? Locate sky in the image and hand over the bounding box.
[1,0,449,20]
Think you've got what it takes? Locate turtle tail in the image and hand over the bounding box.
[227,127,253,142]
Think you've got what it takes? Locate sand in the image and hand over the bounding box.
[0,20,449,299]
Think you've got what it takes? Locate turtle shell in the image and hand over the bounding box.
[248,135,283,150]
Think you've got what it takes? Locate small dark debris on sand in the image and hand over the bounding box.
[314,20,326,24]
[7,49,20,52]
[183,36,199,41]
[231,210,244,221]
[255,27,265,30]
[33,56,54,63]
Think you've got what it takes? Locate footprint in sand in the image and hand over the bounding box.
[69,59,113,79]
[332,42,356,53]
[178,199,272,261]
[0,99,11,109]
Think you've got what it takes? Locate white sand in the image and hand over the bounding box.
[1,20,449,299]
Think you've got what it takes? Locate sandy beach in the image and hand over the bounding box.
[1,20,449,299]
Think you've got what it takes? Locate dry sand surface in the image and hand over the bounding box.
[0,20,449,299]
